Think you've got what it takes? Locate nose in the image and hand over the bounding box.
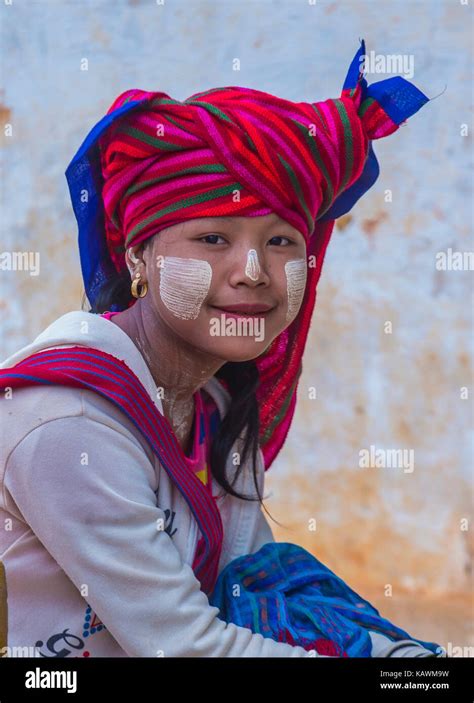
[229,247,270,288]
[245,249,261,281]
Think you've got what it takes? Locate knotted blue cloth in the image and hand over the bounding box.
[209,542,442,657]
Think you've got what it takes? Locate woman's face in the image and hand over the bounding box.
[128,213,308,362]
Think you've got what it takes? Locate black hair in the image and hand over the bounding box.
[82,266,283,524]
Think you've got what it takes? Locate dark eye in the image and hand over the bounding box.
[199,234,226,244]
[269,236,292,246]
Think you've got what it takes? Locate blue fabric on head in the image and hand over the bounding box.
[65,100,146,310]
[318,141,380,222]
[319,38,430,223]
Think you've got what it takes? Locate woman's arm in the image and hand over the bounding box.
[3,411,324,658]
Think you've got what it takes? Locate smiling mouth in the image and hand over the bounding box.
[209,305,274,318]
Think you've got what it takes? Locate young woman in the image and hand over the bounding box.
[0,40,445,658]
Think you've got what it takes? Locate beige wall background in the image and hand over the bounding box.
[1,0,472,654]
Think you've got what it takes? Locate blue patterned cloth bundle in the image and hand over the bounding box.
[209,542,442,657]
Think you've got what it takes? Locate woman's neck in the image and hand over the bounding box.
[108,302,223,453]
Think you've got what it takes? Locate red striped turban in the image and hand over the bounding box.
[66,39,431,470]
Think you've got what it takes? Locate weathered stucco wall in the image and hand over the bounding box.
[1,0,472,653]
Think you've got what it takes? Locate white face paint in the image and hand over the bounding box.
[285,258,307,322]
[159,256,212,320]
[245,249,261,281]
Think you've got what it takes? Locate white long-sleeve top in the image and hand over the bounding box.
[0,311,442,658]
[0,311,324,658]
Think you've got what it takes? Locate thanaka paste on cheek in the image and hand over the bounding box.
[245,249,261,281]
[159,256,212,320]
[285,258,307,322]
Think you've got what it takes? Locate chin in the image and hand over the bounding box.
[224,349,267,363]
[204,337,270,363]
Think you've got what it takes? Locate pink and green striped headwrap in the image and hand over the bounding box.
[66,39,431,471]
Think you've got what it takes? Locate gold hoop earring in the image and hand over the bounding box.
[131,272,148,299]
